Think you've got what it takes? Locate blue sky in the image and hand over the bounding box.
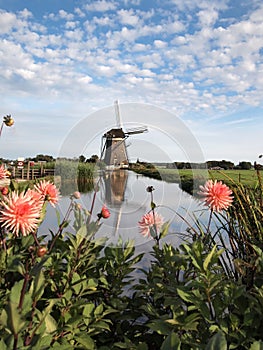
[0,0,262,164]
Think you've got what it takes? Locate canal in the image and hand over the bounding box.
[39,170,205,251]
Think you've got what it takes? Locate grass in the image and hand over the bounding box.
[156,168,262,188]
[208,169,261,187]
[131,164,262,194]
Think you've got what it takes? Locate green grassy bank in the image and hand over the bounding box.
[130,164,262,194]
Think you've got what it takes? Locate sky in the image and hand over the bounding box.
[0,0,263,164]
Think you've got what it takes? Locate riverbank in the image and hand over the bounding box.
[129,163,262,194]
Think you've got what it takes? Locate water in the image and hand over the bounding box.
[39,170,205,250]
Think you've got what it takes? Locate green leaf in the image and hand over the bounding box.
[0,339,7,350]
[83,303,95,317]
[0,309,8,328]
[75,334,95,349]
[31,335,53,350]
[113,343,129,349]
[159,221,170,240]
[203,245,217,272]
[147,320,171,335]
[161,332,181,350]
[30,256,50,277]
[32,270,45,300]
[250,341,263,350]
[21,234,35,248]
[94,304,103,317]
[7,301,26,334]
[50,343,72,350]
[55,208,61,227]
[94,320,111,331]
[37,299,57,334]
[177,288,193,303]
[44,313,57,334]
[9,179,19,191]
[71,272,82,294]
[205,331,227,350]
[182,243,202,270]
[9,280,24,306]
[87,278,98,290]
[76,225,87,245]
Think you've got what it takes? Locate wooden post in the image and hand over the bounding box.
[27,162,30,180]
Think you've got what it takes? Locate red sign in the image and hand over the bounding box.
[17,161,24,169]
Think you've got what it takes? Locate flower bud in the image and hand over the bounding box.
[37,246,48,257]
[146,186,155,192]
[72,191,81,199]
[75,203,82,210]
[1,187,9,195]
[100,206,110,219]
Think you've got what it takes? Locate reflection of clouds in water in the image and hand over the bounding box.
[40,171,204,249]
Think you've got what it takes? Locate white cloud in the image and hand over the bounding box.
[154,40,167,48]
[18,8,33,19]
[0,11,20,33]
[117,9,140,26]
[74,7,85,18]
[65,21,78,29]
[64,28,83,41]
[58,10,74,20]
[166,20,185,33]
[197,8,218,27]
[93,15,113,26]
[96,65,115,76]
[85,1,117,12]
[132,43,148,51]
[78,75,93,84]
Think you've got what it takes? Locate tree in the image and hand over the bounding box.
[33,154,54,162]
[86,155,99,163]
[79,155,86,163]
[238,161,252,170]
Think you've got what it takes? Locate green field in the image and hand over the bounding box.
[161,168,261,187]
[131,164,262,194]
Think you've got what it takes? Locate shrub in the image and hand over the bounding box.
[0,170,262,349]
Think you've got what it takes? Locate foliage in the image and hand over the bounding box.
[0,194,142,349]
[0,169,263,349]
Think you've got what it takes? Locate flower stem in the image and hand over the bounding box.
[207,209,213,234]
[48,199,74,253]
[32,230,40,247]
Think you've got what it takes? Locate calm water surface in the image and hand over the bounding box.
[40,170,205,251]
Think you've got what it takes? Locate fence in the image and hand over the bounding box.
[12,167,55,180]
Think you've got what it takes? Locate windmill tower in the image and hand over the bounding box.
[101,101,147,169]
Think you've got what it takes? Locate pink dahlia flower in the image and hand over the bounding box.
[27,188,44,204]
[34,180,60,207]
[0,191,43,236]
[0,164,8,180]
[198,180,233,212]
[138,211,164,238]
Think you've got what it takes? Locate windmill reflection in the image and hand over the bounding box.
[102,169,128,207]
[100,169,128,235]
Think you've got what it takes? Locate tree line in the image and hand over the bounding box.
[1,154,262,171]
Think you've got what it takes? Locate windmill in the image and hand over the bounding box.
[101,101,148,169]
